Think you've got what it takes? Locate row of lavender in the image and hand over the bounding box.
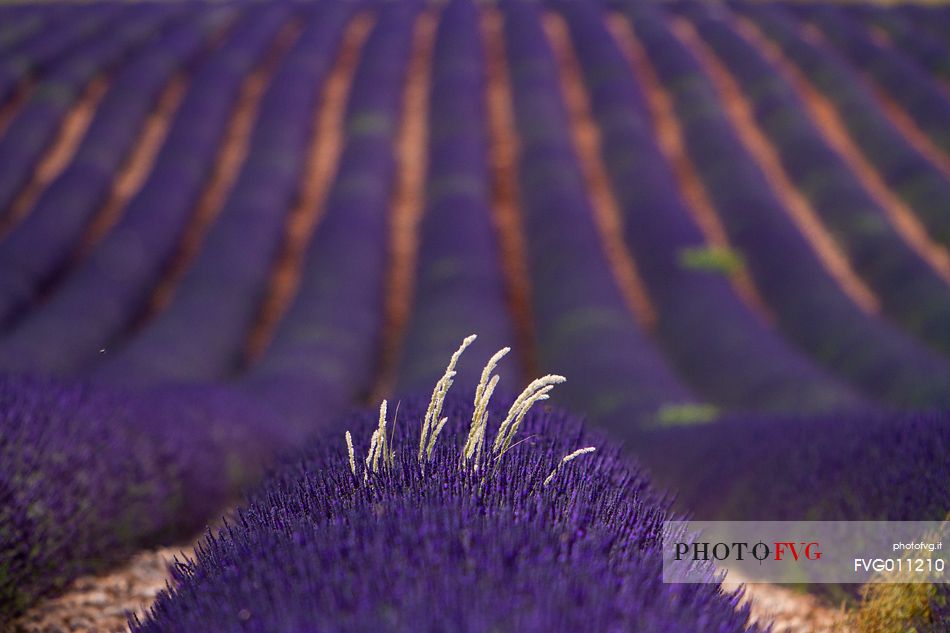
[0,0,948,628]
[608,3,949,623]
[0,3,289,614]
[88,2,345,386]
[394,0,519,393]
[247,1,417,419]
[5,2,946,400]
[729,2,950,354]
[501,1,701,430]
[559,2,866,416]
[628,2,950,410]
[508,2,944,623]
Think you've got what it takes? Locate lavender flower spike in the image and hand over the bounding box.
[418,333,477,460]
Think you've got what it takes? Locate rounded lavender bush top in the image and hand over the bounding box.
[134,389,761,633]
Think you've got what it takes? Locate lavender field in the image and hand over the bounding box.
[0,1,949,631]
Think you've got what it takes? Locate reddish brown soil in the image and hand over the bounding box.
[3,78,109,235]
[545,12,659,331]
[75,76,187,259]
[608,14,775,323]
[243,14,374,364]
[723,572,854,633]
[732,17,950,285]
[368,9,437,401]
[483,9,540,381]
[10,540,199,633]
[675,17,881,315]
[135,20,302,328]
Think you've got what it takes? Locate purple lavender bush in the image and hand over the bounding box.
[637,408,950,522]
[132,341,761,633]
[0,374,292,620]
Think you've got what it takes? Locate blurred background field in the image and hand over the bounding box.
[0,0,949,631]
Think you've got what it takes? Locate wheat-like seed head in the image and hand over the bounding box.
[543,447,597,487]
[346,336,588,489]
[462,362,503,466]
[345,431,356,476]
[426,416,448,461]
[418,334,477,460]
[493,375,566,454]
[372,400,388,473]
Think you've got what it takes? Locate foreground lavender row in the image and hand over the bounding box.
[0,0,949,630]
[132,393,762,633]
